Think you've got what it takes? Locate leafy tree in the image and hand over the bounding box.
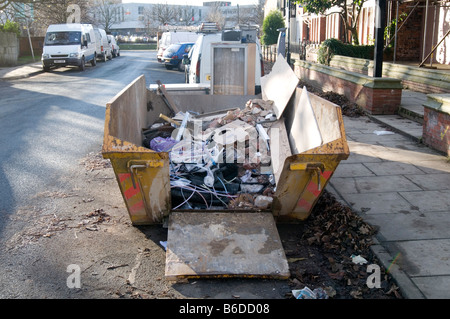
[295,0,368,45]
[261,10,285,45]
[0,19,21,36]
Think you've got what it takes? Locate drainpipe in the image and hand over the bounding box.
[422,0,429,64]
[393,1,399,64]
[430,3,437,67]
[374,0,387,77]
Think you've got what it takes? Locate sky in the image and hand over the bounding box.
[121,0,260,6]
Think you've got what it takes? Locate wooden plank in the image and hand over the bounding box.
[247,43,256,95]
[165,212,290,280]
[156,80,180,115]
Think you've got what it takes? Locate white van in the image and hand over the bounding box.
[94,28,112,62]
[186,30,265,94]
[42,23,97,71]
[157,31,200,62]
[107,34,120,57]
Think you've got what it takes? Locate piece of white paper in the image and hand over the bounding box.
[373,130,395,136]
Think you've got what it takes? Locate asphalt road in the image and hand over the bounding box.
[0,51,184,237]
[0,51,292,300]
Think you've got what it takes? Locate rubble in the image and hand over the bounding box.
[142,98,280,210]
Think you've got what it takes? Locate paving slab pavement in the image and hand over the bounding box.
[0,61,42,81]
[328,112,450,299]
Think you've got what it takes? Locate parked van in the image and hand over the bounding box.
[107,34,120,58]
[185,28,265,94]
[157,31,200,62]
[42,23,97,71]
[94,28,112,62]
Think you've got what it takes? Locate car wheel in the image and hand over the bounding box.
[91,54,97,66]
[117,50,120,57]
[177,61,184,72]
[79,57,86,71]
[43,65,50,72]
[165,65,173,70]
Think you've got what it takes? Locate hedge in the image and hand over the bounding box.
[318,38,374,65]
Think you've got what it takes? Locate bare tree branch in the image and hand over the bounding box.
[151,2,177,26]
[90,0,121,32]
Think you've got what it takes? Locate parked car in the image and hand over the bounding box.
[42,23,97,71]
[107,35,120,58]
[163,42,194,71]
[94,28,112,62]
[157,31,200,62]
[183,44,195,83]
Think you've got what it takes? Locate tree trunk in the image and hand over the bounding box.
[350,27,359,45]
[339,13,349,43]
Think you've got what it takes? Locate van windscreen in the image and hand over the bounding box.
[45,31,82,45]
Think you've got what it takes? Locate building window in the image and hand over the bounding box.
[138,6,144,15]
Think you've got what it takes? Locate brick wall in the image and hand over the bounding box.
[363,88,402,115]
[423,108,450,156]
[395,2,423,61]
[295,62,402,115]
[402,80,450,94]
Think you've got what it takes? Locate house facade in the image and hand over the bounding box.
[265,0,449,65]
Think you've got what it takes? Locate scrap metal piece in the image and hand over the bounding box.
[156,80,180,115]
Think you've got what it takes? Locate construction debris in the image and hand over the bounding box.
[141,98,280,210]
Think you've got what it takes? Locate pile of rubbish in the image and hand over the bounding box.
[142,98,280,210]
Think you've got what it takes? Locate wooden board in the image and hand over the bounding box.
[165,212,290,280]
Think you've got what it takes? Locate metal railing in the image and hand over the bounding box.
[262,40,319,63]
[261,45,277,63]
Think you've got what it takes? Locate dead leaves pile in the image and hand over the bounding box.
[304,191,376,254]
[6,212,68,250]
[293,190,402,299]
[7,208,112,250]
[80,208,111,231]
[298,80,366,118]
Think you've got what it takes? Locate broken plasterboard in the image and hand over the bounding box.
[289,86,323,154]
[260,55,299,119]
